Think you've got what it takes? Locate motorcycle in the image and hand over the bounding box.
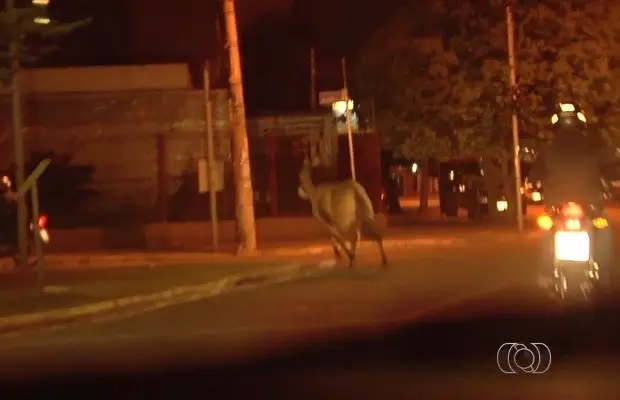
[524,177,544,204]
[536,202,608,301]
[0,213,50,268]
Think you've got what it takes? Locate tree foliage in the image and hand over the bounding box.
[513,0,620,145]
[0,5,91,82]
[355,1,509,165]
[355,0,620,162]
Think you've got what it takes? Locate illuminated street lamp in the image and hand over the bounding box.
[331,100,354,116]
[32,0,50,24]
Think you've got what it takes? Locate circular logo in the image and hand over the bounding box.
[497,343,552,374]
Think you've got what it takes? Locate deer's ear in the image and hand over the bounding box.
[297,186,309,199]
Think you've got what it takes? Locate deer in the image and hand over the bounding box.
[297,156,388,268]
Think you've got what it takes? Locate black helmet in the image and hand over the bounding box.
[550,102,587,127]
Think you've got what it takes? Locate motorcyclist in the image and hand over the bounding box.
[530,102,617,290]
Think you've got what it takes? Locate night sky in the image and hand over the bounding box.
[41,0,406,113]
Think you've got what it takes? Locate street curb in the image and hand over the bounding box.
[0,262,322,336]
[0,231,537,271]
[0,237,466,270]
[267,237,466,256]
[0,253,244,271]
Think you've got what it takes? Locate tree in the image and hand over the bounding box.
[355,0,620,216]
[513,0,620,146]
[0,1,90,271]
[355,1,514,215]
[447,0,620,144]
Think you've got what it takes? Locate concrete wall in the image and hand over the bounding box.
[0,64,192,94]
[0,64,337,225]
[0,63,232,218]
[0,89,231,213]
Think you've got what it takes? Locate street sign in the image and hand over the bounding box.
[17,159,50,198]
[318,89,346,106]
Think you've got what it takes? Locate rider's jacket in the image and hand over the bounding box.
[529,125,618,208]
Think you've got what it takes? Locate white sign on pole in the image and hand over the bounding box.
[318,89,345,106]
[198,158,224,193]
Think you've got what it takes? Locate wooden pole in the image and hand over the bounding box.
[223,0,257,252]
[505,1,524,231]
[7,0,28,270]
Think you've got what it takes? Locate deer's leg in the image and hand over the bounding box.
[347,229,358,269]
[330,236,343,259]
[361,219,388,267]
[328,230,353,262]
[312,211,354,261]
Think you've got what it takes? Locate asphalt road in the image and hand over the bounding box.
[2,207,620,398]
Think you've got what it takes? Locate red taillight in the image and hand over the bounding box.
[38,214,47,228]
[561,202,583,219]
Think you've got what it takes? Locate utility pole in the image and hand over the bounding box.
[341,57,356,181]
[341,57,359,241]
[223,0,257,253]
[371,97,377,134]
[202,63,219,251]
[310,48,317,110]
[7,0,28,269]
[505,1,524,231]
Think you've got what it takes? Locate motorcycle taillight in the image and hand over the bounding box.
[38,214,47,228]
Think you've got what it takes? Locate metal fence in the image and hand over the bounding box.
[17,129,381,228]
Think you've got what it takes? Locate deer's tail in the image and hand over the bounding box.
[352,181,375,221]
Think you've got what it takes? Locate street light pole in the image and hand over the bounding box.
[7,0,29,269]
[341,57,360,241]
[310,47,317,110]
[505,1,524,231]
[223,0,257,253]
[341,57,356,182]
